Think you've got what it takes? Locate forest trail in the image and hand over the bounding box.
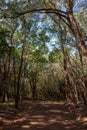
[0,101,87,130]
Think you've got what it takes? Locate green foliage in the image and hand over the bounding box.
[0,27,10,54]
[0,0,87,106]
[49,49,59,63]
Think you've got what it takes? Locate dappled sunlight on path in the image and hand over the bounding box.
[0,101,87,130]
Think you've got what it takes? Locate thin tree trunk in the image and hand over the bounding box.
[15,18,26,109]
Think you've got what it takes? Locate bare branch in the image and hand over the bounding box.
[2,8,67,19]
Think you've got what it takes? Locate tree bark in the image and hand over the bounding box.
[15,18,26,109]
[64,0,87,64]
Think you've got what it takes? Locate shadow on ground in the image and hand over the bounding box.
[0,101,87,130]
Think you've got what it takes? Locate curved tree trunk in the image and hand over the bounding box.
[64,0,87,64]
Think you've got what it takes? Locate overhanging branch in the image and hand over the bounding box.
[1,8,73,31]
[2,8,67,19]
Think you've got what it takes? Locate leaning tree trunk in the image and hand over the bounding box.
[64,0,87,64]
[64,0,87,105]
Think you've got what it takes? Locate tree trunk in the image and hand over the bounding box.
[30,79,36,101]
[15,18,26,109]
[64,0,87,64]
[2,90,8,103]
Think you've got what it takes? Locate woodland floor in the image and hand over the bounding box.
[0,101,87,130]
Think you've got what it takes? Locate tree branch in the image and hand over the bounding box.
[2,8,67,19]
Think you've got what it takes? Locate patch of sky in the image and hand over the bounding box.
[46,37,60,52]
[5,0,9,3]
[61,3,66,12]
[5,0,14,3]
[74,0,87,12]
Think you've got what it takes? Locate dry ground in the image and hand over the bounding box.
[0,101,87,130]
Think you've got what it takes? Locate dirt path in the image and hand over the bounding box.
[0,101,87,130]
